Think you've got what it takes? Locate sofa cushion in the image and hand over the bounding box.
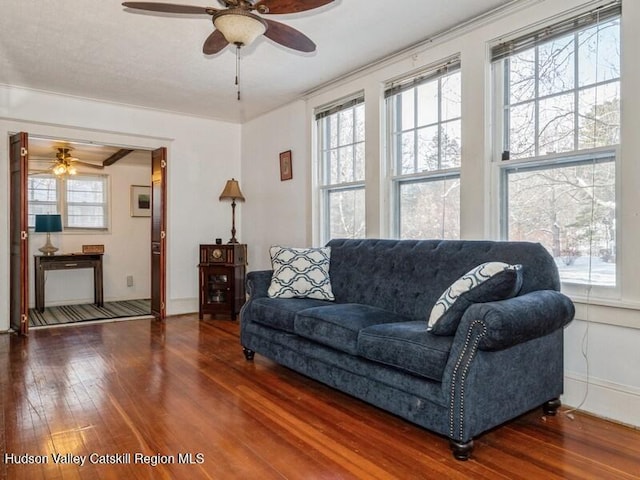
[326,239,557,322]
[294,304,411,356]
[268,246,335,300]
[428,262,523,336]
[250,297,335,333]
[358,322,454,381]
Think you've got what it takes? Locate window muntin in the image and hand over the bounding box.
[27,173,109,230]
[501,17,620,159]
[317,97,365,244]
[387,64,461,239]
[494,7,620,288]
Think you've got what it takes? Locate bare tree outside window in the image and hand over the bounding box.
[317,100,365,243]
[388,67,462,240]
[27,176,58,227]
[498,16,619,286]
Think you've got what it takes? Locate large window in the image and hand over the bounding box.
[386,58,461,239]
[316,96,365,244]
[28,173,109,230]
[493,3,620,287]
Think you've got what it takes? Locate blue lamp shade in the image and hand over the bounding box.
[35,214,62,255]
[35,214,63,233]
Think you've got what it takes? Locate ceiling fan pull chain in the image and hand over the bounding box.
[236,44,241,101]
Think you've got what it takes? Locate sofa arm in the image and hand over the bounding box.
[460,290,575,351]
[246,270,274,299]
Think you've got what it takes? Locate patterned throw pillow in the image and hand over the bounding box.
[268,246,335,300]
[427,262,523,336]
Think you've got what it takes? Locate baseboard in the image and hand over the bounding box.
[563,373,640,428]
[167,297,198,316]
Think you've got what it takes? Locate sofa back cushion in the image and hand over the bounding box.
[326,239,559,322]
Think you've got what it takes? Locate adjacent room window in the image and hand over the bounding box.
[386,57,461,239]
[27,175,58,227]
[28,173,109,230]
[316,95,366,244]
[492,3,620,287]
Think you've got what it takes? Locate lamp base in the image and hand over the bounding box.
[227,200,239,244]
[39,233,58,256]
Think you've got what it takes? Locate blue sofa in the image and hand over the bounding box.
[240,239,575,459]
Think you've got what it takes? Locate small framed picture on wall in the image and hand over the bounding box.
[279,150,292,181]
[131,185,151,217]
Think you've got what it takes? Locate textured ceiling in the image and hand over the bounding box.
[27,137,151,173]
[1,0,520,123]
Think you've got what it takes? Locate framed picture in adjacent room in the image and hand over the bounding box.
[131,185,151,217]
[279,150,293,181]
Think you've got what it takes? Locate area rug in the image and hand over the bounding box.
[29,299,152,327]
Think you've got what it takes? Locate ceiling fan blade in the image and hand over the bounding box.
[264,19,315,52]
[73,160,104,170]
[122,2,215,15]
[203,29,229,54]
[255,0,334,14]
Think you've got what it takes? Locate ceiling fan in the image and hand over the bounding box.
[51,147,104,176]
[122,0,335,98]
[122,0,334,54]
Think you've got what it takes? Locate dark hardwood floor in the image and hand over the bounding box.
[1,315,638,479]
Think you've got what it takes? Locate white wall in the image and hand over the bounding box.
[28,161,152,306]
[1,85,242,325]
[241,0,640,427]
[241,100,309,269]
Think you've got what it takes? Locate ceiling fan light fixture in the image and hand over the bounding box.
[53,163,67,176]
[213,9,266,46]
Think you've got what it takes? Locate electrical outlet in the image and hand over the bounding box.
[126,275,134,287]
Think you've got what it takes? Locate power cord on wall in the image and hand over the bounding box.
[559,6,607,420]
[563,294,590,420]
[563,153,598,421]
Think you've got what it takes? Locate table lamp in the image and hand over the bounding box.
[35,214,63,255]
[219,178,245,243]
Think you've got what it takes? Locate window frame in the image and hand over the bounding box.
[386,59,462,240]
[315,94,366,245]
[27,171,110,232]
[27,174,59,228]
[491,4,621,296]
[498,148,619,295]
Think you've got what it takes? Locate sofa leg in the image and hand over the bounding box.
[243,347,255,361]
[450,439,474,461]
[543,398,561,415]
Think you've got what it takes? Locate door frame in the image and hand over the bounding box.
[7,127,169,332]
[9,133,29,334]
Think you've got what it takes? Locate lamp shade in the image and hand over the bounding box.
[219,178,245,202]
[34,214,63,233]
[213,10,266,46]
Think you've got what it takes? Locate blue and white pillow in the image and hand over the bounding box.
[268,246,335,300]
[428,262,523,336]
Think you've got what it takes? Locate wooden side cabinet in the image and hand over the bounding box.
[198,244,246,320]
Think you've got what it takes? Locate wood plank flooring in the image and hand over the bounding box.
[1,315,638,479]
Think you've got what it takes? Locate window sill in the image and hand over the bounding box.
[568,295,640,330]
